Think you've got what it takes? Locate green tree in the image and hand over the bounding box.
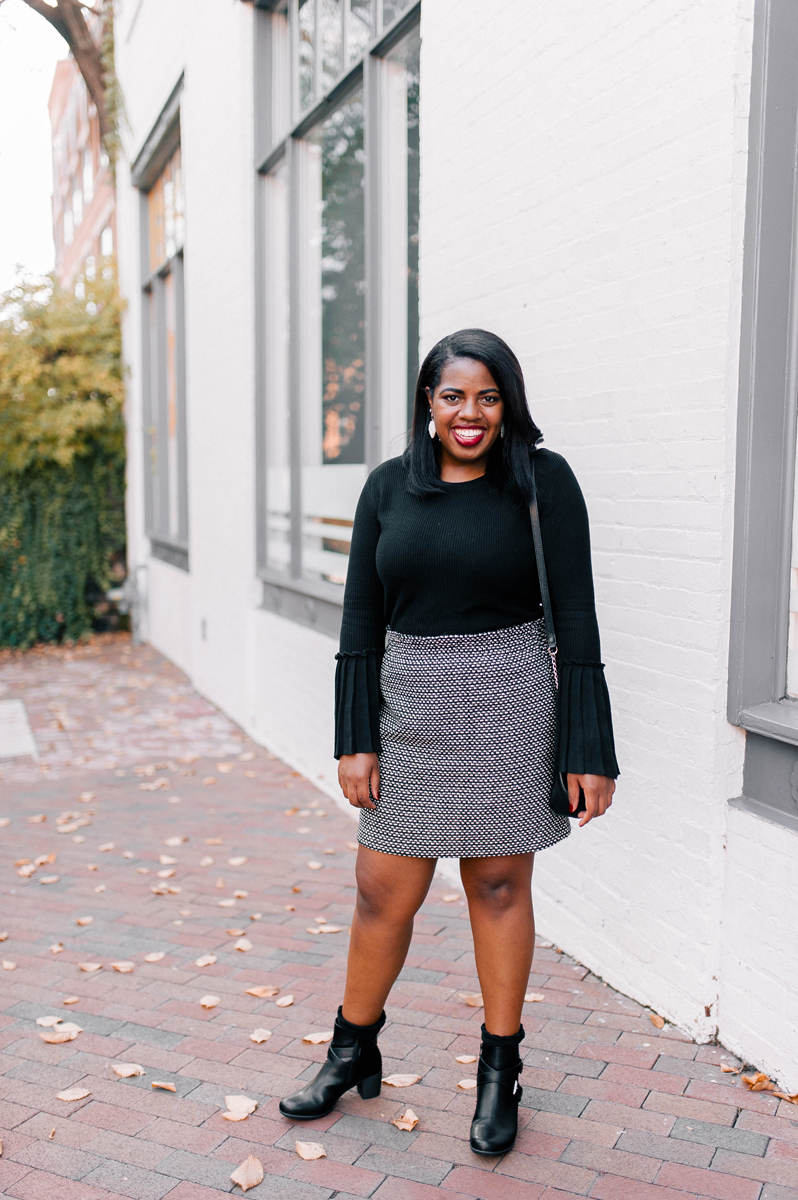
[0,267,126,648]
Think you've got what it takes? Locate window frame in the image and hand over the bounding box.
[728,0,798,829]
[131,76,190,572]
[253,0,421,636]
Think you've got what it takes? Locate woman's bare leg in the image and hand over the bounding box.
[342,845,437,1025]
[459,852,535,1035]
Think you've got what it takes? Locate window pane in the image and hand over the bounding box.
[382,0,413,27]
[164,270,180,540]
[348,0,372,64]
[298,0,315,111]
[264,162,291,575]
[403,35,420,421]
[787,448,798,696]
[148,146,183,273]
[302,92,366,584]
[321,0,342,92]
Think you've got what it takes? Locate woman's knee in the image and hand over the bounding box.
[462,868,530,914]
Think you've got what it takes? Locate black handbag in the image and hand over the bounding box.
[529,455,586,818]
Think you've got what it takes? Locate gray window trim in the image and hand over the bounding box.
[253,1,420,625]
[135,77,190,571]
[729,0,798,830]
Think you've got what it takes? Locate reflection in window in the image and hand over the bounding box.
[321,0,342,92]
[392,30,420,423]
[147,146,184,273]
[299,0,314,111]
[382,0,414,26]
[264,161,291,574]
[349,0,372,63]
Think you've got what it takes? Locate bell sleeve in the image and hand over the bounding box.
[334,472,386,758]
[538,454,620,779]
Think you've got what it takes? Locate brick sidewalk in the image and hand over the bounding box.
[0,634,795,1200]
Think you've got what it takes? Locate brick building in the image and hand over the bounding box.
[113,0,798,1091]
[48,54,115,288]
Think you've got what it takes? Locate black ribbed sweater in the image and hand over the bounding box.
[334,449,619,779]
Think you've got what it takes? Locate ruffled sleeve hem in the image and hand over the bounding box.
[334,649,382,758]
[555,661,619,779]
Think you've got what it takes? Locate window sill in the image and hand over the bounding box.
[736,699,798,746]
[729,793,798,835]
[259,570,342,638]
[150,539,189,572]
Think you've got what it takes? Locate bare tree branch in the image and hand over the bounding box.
[20,0,109,139]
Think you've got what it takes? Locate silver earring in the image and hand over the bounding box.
[500,423,505,438]
[428,412,436,440]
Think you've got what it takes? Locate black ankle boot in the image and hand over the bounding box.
[278,1008,385,1120]
[469,1025,524,1156]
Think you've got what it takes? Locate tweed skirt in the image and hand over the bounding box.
[357,618,571,858]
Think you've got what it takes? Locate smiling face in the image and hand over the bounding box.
[427,357,504,481]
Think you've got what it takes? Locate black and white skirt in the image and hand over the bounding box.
[358,618,571,858]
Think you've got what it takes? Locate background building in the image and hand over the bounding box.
[49,53,115,288]
[113,0,798,1090]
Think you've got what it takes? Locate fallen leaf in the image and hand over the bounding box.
[457,1078,478,1090]
[93,884,105,893]
[305,926,321,935]
[250,1028,272,1043]
[346,841,358,850]
[17,864,36,877]
[323,848,335,855]
[112,1063,145,1077]
[234,938,253,952]
[742,1072,776,1092]
[226,927,245,937]
[111,961,135,973]
[40,874,60,885]
[650,1014,665,1029]
[216,877,225,888]
[239,751,255,761]
[122,851,133,859]
[199,856,214,866]
[228,856,248,866]
[2,961,16,971]
[62,996,79,1005]
[246,985,279,998]
[77,962,102,972]
[42,1023,82,1043]
[292,885,301,893]
[306,861,322,871]
[219,899,236,908]
[391,1107,419,1131]
[167,886,182,894]
[442,893,460,902]
[164,836,187,847]
[223,1095,258,1120]
[285,807,299,815]
[50,943,63,954]
[157,868,176,879]
[275,995,294,1007]
[28,814,46,823]
[203,776,217,785]
[285,904,296,911]
[230,1154,264,1191]
[456,1054,477,1064]
[56,1086,90,1101]
[217,762,234,773]
[319,925,342,934]
[295,1141,326,1161]
[382,1074,421,1087]
[79,792,95,802]
[773,1091,798,1104]
[75,916,93,926]
[144,952,165,962]
[159,854,178,865]
[0,932,7,941]
[721,1064,742,1074]
[200,995,220,1008]
[195,955,217,967]
[302,1031,334,1044]
[13,859,29,867]
[525,992,545,1003]
[151,1081,176,1091]
[34,853,56,866]
[98,842,115,852]
[233,890,249,899]
[48,1128,54,1139]
[458,993,483,1008]
[86,863,98,871]
[0,817,9,826]
[206,837,223,845]
[36,1016,63,1027]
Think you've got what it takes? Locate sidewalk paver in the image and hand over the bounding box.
[0,633,795,1199]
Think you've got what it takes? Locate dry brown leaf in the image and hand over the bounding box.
[234,938,253,952]
[292,885,302,893]
[285,807,300,815]
[36,1016,63,1027]
[391,1107,419,1131]
[195,955,217,967]
[56,1086,90,1101]
[302,1031,334,1044]
[245,985,279,998]
[98,842,114,852]
[285,904,296,911]
[47,1129,54,1139]
[144,952,165,962]
[2,961,17,971]
[223,1095,258,1118]
[93,884,105,893]
[39,875,60,885]
[78,962,102,972]
[167,886,182,894]
[217,763,233,774]
[62,996,79,1005]
[455,1054,477,1064]
[250,1028,272,1043]
[79,792,95,802]
[159,855,178,865]
[295,1141,326,1161]
[442,893,460,902]
[17,864,36,878]
[203,776,217,786]
[458,993,483,1008]
[346,841,358,850]
[233,890,249,899]
[305,926,320,935]
[650,1014,666,1029]
[228,856,248,866]
[206,837,223,845]
[382,1074,421,1087]
[152,1081,176,1091]
[457,1078,478,1090]
[525,992,545,1003]
[226,928,245,937]
[218,899,236,908]
[41,1022,82,1044]
[112,1063,145,1077]
[742,1072,775,1092]
[773,1091,798,1104]
[200,995,220,1008]
[721,1064,742,1074]
[230,1154,264,1191]
[165,836,187,847]
[319,926,342,934]
[199,856,214,867]
[322,848,335,855]
[0,932,7,941]
[239,751,255,761]
[75,916,93,926]
[28,814,46,823]
[275,994,294,1008]
[14,858,30,867]
[0,817,9,826]
[157,868,176,879]
[111,961,135,973]
[306,861,322,870]
[49,943,63,954]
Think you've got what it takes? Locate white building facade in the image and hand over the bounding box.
[114,0,798,1089]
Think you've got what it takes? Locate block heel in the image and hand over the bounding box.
[357,1070,382,1099]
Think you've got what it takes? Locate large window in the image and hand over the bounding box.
[138,136,189,570]
[255,0,420,626]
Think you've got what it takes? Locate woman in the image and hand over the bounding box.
[279,329,618,1155]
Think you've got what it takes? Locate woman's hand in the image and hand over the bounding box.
[568,773,615,827]
[338,753,380,810]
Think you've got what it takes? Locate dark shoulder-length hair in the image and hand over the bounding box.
[404,328,542,499]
